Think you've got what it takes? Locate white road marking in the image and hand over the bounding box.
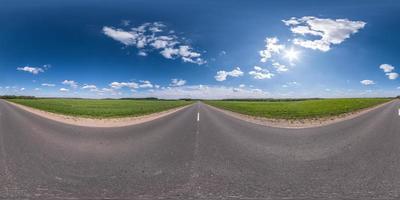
[398,108,400,116]
[197,112,200,122]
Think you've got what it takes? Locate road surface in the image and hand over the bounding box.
[0,99,399,199]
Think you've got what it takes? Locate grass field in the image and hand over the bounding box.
[8,99,192,118]
[205,98,392,120]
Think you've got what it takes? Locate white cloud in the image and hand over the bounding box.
[379,64,395,73]
[62,80,78,88]
[259,37,285,63]
[17,66,44,75]
[20,88,25,91]
[138,51,147,56]
[103,22,205,65]
[379,64,398,80]
[82,84,97,91]
[134,85,269,99]
[170,79,186,87]
[386,72,398,80]
[41,83,55,87]
[102,26,137,46]
[249,66,274,79]
[360,80,375,85]
[283,16,366,51]
[215,67,244,81]
[139,80,153,88]
[272,62,289,72]
[59,88,69,92]
[109,81,139,89]
[160,48,179,59]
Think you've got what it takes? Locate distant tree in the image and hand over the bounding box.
[0,95,36,99]
[119,97,159,100]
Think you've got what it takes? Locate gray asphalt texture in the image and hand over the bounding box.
[0,99,399,199]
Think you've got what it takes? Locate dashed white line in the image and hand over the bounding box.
[398,108,400,116]
[197,112,200,122]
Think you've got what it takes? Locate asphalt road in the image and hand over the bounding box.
[0,99,399,199]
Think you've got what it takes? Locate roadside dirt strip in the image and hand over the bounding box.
[4,100,192,128]
[206,100,396,129]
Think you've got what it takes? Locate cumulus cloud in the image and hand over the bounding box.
[380,64,395,73]
[360,80,375,85]
[17,66,44,74]
[170,79,186,87]
[109,81,139,89]
[386,72,398,80]
[379,64,398,80]
[259,37,285,63]
[103,22,205,65]
[41,83,55,87]
[62,80,78,88]
[59,88,69,92]
[215,67,244,81]
[139,80,153,88]
[272,62,288,72]
[283,16,366,51]
[249,66,274,79]
[138,51,148,56]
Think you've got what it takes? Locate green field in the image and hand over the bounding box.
[205,98,391,120]
[8,99,192,118]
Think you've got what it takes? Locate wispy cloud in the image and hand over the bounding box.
[41,83,55,87]
[17,66,44,75]
[62,80,78,88]
[81,84,98,91]
[103,22,206,65]
[170,79,186,87]
[272,62,288,72]
[360,80,375,85]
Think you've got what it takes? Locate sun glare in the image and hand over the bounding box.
[284,48,300,62]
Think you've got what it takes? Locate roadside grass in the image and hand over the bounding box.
[205,98,392,120]
[8,99,193,118]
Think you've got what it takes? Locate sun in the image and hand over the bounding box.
[284,48,300,62]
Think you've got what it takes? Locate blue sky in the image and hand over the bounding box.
[0,0,399,99]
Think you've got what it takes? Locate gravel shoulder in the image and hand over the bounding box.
[5,100,192,127]
[205,100,395,129]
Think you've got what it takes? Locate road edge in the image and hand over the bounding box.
[204,100,396,129]
[3,100,193,128]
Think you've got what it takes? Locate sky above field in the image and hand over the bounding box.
[0,0,399,99]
